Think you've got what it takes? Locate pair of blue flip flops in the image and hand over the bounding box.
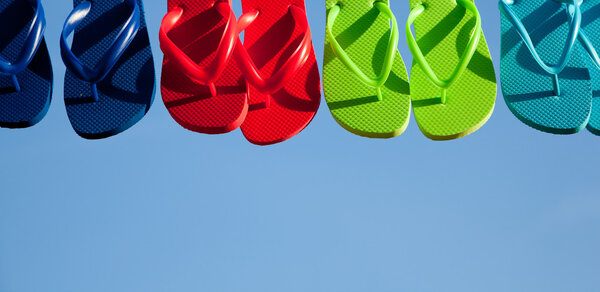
[0,0,154,139]
[500,0,600,135]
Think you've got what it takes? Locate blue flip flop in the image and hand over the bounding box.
[576,0,600,135]
[499,0,592,134]
[0,0,52,128]
[61,0,155,139]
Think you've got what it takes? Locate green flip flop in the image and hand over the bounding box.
[323,0,411,139]
[407,0,496,140]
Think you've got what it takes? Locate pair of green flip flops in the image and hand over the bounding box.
[323,0,497,140]
[500,0,600,135]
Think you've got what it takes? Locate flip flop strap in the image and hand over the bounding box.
[498,0,581,76]
[566,3,600,70]
[159,1,238,97]
[60,0,140,85]
[578,29,600,69]
[406,0,482,104]
[233,5,312,95]
[326,2,398,101]
[0,0,46,75]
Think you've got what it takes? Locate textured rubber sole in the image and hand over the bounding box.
[239,0,321,146]
[500,0,591,135]
[409,0,496,141]
[161,0,248,135]
[0,0,52,129]
[64,0,155,139]
[323,0,411,139]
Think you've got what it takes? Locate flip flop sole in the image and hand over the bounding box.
[409,0,496,141]
[323,0,410,139]
[0,0,52,129]
[64,0,155,139]
[240,0,321,146]
[580,0,600,135]
[500,0,591,135]
[161,0,248,135]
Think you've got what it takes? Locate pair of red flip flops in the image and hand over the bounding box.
[160,0,321,145]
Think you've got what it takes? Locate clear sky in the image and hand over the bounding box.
[1,0,599,292]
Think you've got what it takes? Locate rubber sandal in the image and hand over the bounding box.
[0,0,52,128]
[61,0,155,139]
[574,0,600,135]
[407,0,496,140]
[160,0,247,134]
[499,0,591,134]
[234,0,321,145]
[323,0,411,139]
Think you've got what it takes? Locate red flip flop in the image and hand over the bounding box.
[234,0,321,145]
[160,0,247,134]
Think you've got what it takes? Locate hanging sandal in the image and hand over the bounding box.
[569,0,600,135]
[160,0,248,134]
[407,0,496,140]
[233,0,321,146]
[499,0,591,134]
[0,0,52,128]
[61,0,155,139]
[323,0,411,138]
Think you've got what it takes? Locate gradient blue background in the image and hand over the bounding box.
[1,0,599,291]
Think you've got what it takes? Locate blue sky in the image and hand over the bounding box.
[1,0,599,292]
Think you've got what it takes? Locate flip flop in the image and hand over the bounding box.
[499,0,591,134]
[61,0,155,139]
[234,0,321,145]
[407,0,496,141]
[160,0,247,134]
[323,0,411,139]
[575,0,600,135]
[0,0,52,129]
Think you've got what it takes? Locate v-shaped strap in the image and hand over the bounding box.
[159,1,238,97]
[406,0,482,104]
[577,29,600,69]
[60,0,140,101]
[326,1,399,101]
[0,0,46,92]
[233,5,312,98]
[499,0,582,96]
[566,1,600,70]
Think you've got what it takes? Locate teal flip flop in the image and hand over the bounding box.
[576,0,600,135]
[499,0,592,134]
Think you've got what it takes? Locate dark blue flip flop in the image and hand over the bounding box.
[0,0,52,128]
[61,0,155,139]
